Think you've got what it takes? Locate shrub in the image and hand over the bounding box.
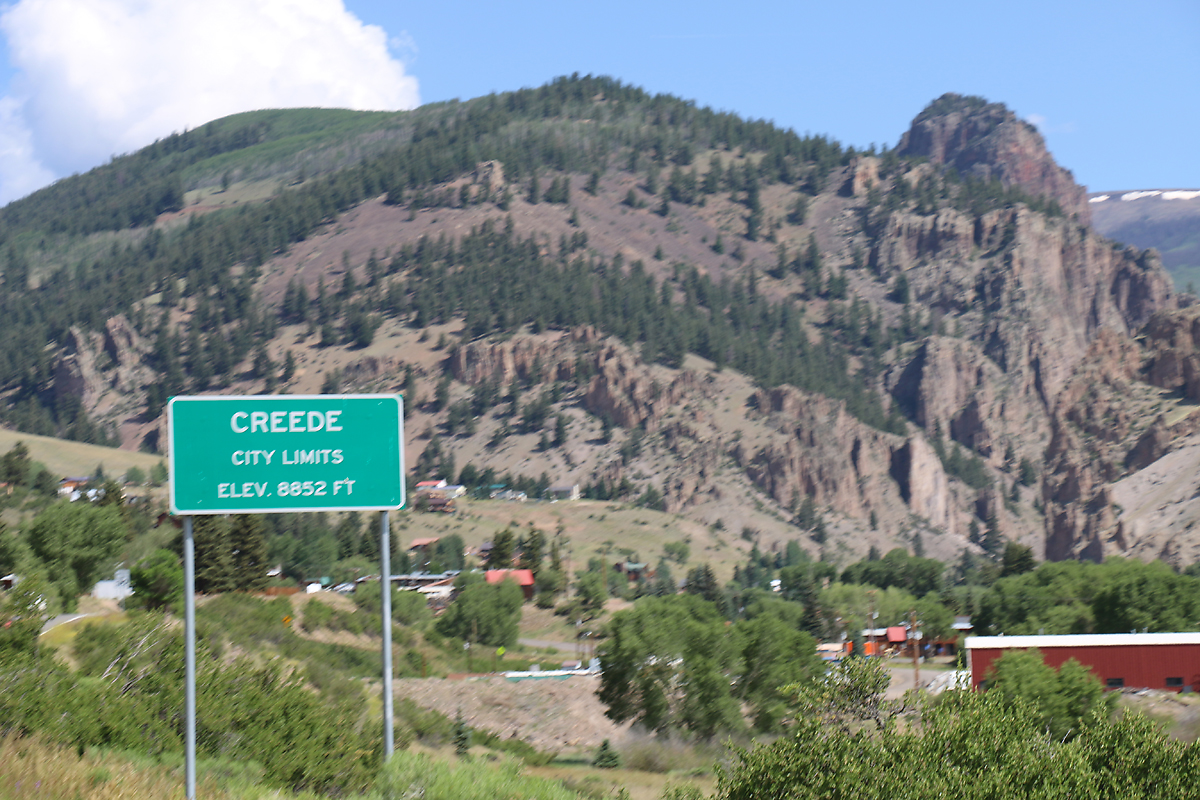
[592,739,621,769]
[301,598,334,632]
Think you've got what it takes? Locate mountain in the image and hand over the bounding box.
[0,77,1190,568]
[1088,189,1200,291]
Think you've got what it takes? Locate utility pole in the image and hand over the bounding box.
[867,590,876,657]
[910,608,920,691]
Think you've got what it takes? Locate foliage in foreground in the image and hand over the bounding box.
[985,648,1117,740]
[599,593,823,737]
[371,750,582,800]
[717,689,1200,800]
[0,615,379,795]
[0,733,333,800]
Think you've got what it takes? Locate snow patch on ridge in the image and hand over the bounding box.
[1108,190,1200,203]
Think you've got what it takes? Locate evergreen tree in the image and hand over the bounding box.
[453,710,471,757]
[1000,542,1036,577]
[192,516,234,594]
[229,514,269,591]
[593,739,621,769]
[518,528,545,577]
[655,558,676,596]
[684,563,720,604]
[982,513,1004,558]
[0,441,31,485]
[487,528,516,569]
[281,350,296,382]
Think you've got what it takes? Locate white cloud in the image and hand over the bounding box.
[0,96,55,203]
[1024,113,1076,136]
[0,0,419,205]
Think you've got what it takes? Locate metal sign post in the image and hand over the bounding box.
[380,510,394,758]
[168,394,405,797]
[183,516,196,800]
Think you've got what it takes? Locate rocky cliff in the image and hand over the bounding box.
[881,199,1172,473]
[897,93,1092,223]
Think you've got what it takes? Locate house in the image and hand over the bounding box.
[817,642,850,661]
[413,575,457,609]
[57,477,90,499]
[858,625,910,656]
[425,496,455,513]
[407,537,440,568]
[0,574,18,590]
[415,479,448,492]
[548,484,580,501]
[614,561,652,583]
[485,569,536,600]
[93,569,132,601]
[393,571,460,590]
[966,633,1200,692]
[931,616,975,656]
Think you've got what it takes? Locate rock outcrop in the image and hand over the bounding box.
[891,336,1019,462]
[881,202,1172,480]
[1143,307,1200,400]
[742,386,972,536]
[55,316,154,414]
[897,93,1091,223]
[451,328,596,387]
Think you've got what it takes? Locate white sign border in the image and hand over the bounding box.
[167,393,405,515]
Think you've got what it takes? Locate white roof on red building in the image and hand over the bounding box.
[967,632,1200,649]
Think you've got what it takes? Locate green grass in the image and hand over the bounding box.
[178,107,410,189]
[0,428,164,487]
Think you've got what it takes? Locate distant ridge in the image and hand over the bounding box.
[1088,189,1200,290]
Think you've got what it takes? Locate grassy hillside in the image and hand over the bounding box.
[0,426,163,482]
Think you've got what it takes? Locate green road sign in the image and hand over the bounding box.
[168,394,404,514]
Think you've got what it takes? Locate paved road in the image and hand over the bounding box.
[40,612,93,635]
[886,663,924,699]
[518,637,575,653]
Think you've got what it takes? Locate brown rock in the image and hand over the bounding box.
[888,436,950,530]
[897,93,1091,223]
[1126,416,1171,472]
[746,386,962,532]
[842,156,880,197]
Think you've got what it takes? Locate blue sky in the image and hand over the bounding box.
[0,0,1196,206]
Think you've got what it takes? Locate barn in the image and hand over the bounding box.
[966,633,1200,692]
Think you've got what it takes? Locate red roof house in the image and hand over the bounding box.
[485,569,535,600]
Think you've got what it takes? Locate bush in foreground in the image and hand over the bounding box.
[717,689,1200,800]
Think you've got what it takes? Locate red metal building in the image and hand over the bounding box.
[966,633,1200,692]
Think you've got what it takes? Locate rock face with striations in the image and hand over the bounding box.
[881,202,1172,474]
[897,93,1092,224]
